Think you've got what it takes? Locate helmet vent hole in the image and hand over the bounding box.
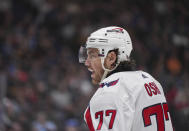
[102,49,104,54]
[98,39,108,43]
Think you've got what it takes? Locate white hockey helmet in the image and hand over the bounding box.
[79,26,133,82]
[79,26,133,64]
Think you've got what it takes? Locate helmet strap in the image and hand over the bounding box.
[100,57,120,83]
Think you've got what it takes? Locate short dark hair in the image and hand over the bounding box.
[106,50,136,77]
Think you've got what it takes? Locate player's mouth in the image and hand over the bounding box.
[88,68,95,78]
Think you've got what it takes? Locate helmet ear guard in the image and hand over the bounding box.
[99,46,130,64]
[118,47,130,62]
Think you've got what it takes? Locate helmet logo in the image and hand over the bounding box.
[106,28,124,33]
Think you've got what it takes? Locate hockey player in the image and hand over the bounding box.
[79,26,173,131]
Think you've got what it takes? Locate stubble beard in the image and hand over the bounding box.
[92,79,99,85]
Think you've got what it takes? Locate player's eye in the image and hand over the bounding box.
[88,53,98,59]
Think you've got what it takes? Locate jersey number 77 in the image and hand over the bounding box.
[142,102,171,131]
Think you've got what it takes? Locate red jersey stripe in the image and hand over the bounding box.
[85,107,95,131]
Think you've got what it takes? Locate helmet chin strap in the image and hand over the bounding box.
[100,57,120,83]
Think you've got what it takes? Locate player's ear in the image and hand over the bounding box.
[105,51,117,69]
[108,51,117,64]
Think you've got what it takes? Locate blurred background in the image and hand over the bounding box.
[0,0,188,131]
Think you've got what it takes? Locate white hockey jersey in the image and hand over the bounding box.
[84,71,173,131]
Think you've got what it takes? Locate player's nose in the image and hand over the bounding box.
[85,58,90,67]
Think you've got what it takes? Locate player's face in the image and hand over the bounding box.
[85,48,104,85]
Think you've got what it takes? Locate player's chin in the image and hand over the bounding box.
[92,79,100,85]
